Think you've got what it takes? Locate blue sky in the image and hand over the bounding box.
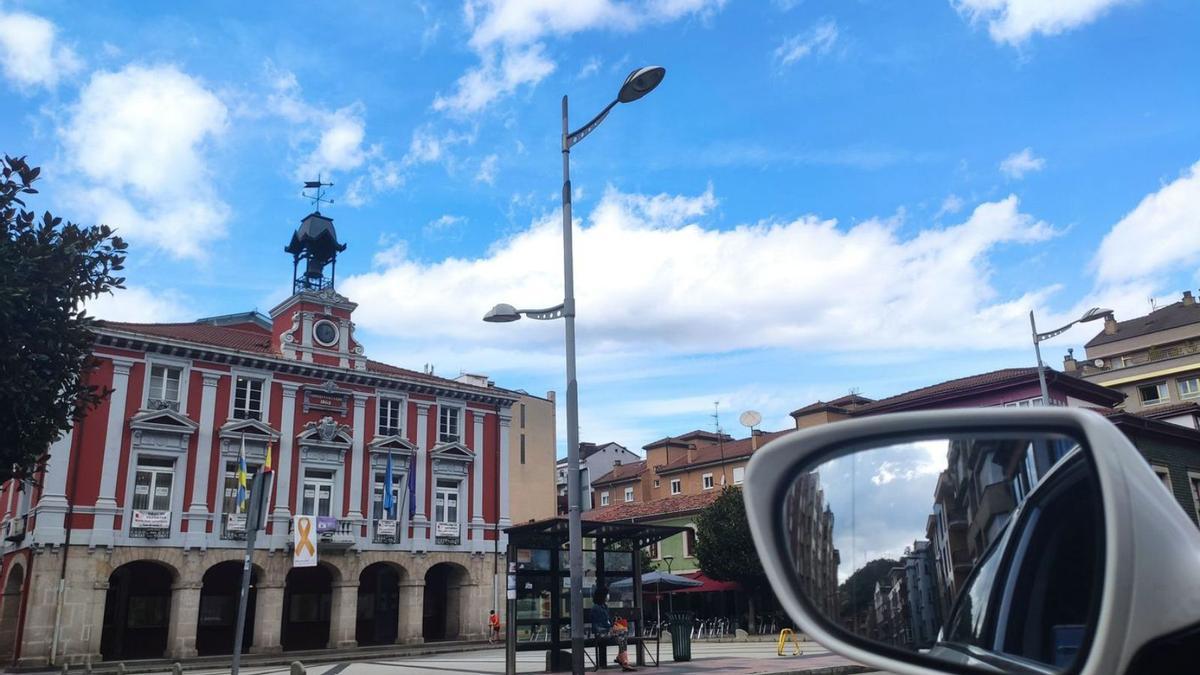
[3,0,1199,455]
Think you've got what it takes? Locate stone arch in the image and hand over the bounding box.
[196,560,266,655]
[356,561,407,646]
[100,560,178,660]
[0,563,25,663]
[422,562,471,642]
[281,561,338,650]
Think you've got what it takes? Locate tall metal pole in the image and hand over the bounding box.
[561,94,585,675]
[1030,311,1051,406]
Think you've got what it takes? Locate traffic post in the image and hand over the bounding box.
[231,470,273,675]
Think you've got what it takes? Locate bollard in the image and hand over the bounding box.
[734,628,749,642]
[84,657,92,675]
[171,662,183,675]
[117,664,127,675]
[290,661,306,675]
[60,663,68,675]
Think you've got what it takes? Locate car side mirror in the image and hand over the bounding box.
[744,408,1200,675]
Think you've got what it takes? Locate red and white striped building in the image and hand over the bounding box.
[0,211,517,665]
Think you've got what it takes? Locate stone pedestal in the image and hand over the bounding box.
[250,583,283,654]
[166,583,201,659]
[398,579,425,644]
[328,581,359,649]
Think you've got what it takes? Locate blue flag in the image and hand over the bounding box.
[235,434,249,513]
[407,454,417,518]
[383,451,395,519]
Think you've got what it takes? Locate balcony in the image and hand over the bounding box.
[130,510,171,539]
[288,516,357,549]
[222,513,248,540]
[147,398,180,412]
[434,521,461,546]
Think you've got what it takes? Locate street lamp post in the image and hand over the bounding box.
[485,65,666,675]
[1030,307,1114,406]
[662,555,675,615]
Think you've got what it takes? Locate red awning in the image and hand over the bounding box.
[670,571,740,594]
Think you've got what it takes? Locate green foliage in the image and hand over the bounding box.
[838,557,901,618]
[0,156,127,482]
[694,485,767,591]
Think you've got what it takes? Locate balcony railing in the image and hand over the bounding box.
[287,516,357,548]
[222,512,248,540]
[434,521,461,545]
[147,398,180,412]
[130,509,171,538]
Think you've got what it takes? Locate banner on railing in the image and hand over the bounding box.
[293,515,318,568]
[377,519,397,537]
[226,513,247,532]
[132,510,170,529]
[435,521,460,538]
[316,516,338,533]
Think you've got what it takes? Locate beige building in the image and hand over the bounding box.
[1066,290,1200,419]
[454,375,557,524]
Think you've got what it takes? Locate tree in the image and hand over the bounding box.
[838,557,900,625]
[0,156,127,481]
[694,486,769,629]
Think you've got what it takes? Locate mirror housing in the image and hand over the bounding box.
[745,408,1200,675]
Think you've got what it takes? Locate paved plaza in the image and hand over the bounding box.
[156,641,868,675]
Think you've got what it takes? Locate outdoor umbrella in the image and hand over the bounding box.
[610,572,703,624]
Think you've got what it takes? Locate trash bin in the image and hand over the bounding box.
[668,612,693,662]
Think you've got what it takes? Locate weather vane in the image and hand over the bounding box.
[302,174,334,213]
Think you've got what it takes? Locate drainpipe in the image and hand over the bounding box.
[50,413,87,666]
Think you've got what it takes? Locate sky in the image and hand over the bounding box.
[2,0,1199,456]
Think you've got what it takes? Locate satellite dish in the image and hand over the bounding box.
[1093,358,1105,368]
[739,410,762,428]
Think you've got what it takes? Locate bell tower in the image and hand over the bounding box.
[269,181,366,369]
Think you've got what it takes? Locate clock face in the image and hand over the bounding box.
[313,319,339,346]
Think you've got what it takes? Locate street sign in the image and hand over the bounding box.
[293,515,318,568]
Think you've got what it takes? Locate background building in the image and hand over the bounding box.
[555,442,639,515]
[0,210,524,666]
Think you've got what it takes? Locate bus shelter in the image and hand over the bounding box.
[503,518,689,673]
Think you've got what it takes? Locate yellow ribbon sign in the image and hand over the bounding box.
[293,515,317,567]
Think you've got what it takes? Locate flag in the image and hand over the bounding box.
[407,454,417,518]
[382,451,395,519]
[236,434,249,513]
[264,441,273,473]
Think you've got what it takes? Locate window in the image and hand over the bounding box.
[653,479,660,489]
[648,541,659,559]
[378,398,403,436]
[301,469,334,517]
[670,479,681,495]
[684,527,697,557]
[221,461,259,517]
[732,467,745,485]
[1003,397,1045,408]
[1189,473,1200,525]
[132,457,174,512]
[234,376,264,420]
[624,487,634,502]
[1151,465,1172,492]
[435,479,459,523]
[1121,355,1137,367]
[702,473,714,490]
[372,470,403,521]
[147,365,182,411]
[520,434,526,464]
[520,403,526,428]
[439,406,462,443]
[600,491,610,506]
[1139,382,1169,406]
[1179,377,1200,400]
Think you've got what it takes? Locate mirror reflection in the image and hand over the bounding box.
[784,433,1102,672]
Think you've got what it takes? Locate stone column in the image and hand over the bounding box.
[347,394,368,522]
[272,383,300,550]
[471,413,485,536]
[498,409,512,531]
[398,579,425,644]
[413,403,431,546]
[166,581,201,659]
[185,373,221,549]
[91,357,135,548]
[250,582,284,654]
[31,427,73,546]
[328,580,359,649]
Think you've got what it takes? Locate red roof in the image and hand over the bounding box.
[588,491,721,522]
[654,430,789,475]
[1138,401,1200,420]
[592,460,648,487]
[850,367,1123,414]
[673,571,740,594]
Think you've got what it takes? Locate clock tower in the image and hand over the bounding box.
[270,209,366,369]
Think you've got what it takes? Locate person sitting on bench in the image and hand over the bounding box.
[590,586,635,672]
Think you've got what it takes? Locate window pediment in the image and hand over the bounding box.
[218,418,281,442]
[430,441,473,462]
[130,408,199,435]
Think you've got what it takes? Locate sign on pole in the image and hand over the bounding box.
[232,470,273,675]
[293,515,318,568]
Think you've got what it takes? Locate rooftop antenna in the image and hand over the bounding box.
[713,401,728,486]
[1149,297,1158,312]
[302,174,335,213]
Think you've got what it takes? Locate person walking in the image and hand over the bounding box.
[590,586,635,672]
[489,609,501,644]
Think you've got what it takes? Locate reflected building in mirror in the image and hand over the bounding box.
[867,541,939,650]
[783,471,840,620]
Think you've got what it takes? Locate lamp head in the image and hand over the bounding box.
[618,66,666,103]
[483,303,521,323]
[1079,307,1114,323]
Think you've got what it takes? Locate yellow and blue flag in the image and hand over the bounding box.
[236,434,249,513]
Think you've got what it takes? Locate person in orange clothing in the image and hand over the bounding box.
[489,609,501,643]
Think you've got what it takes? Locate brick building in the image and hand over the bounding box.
[0,211,520,666]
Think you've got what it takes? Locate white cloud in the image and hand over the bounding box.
[372,234,409,269]
[935,194,965,219]
[476,153,499,184]
[0,11,81,91]
[952,0,1133,45]
[342,184,1058,358]
[774,19,839,67]
[423,214,467,239]
[999,147,1045,179]
[60,65,229,259]
[87,286,192,323]
[1093,160,1200,286]
[577,56,602,79]
[435,0,724,115]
